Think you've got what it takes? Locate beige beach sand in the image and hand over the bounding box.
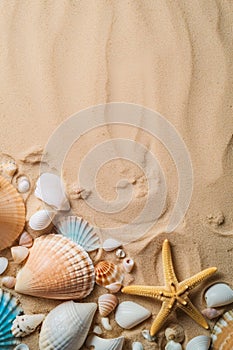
[0,1,233,349]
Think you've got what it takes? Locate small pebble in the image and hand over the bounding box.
[116,249,126,258]
[93,325,103,335]
[0,257,8,275]
[101,317,112,331]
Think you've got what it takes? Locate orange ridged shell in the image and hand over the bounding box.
[0,176,25,250]
[94,261,123,287]
[211,310,233,349]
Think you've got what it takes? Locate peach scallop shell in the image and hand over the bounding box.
[211,309,233,350]
[0,175,25,251]
[94,261,123,287]
[15,234,95,299]
[98,294,118,317]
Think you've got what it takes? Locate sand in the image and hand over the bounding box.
[0,0,233,349]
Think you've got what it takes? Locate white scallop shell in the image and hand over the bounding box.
[123,258,134,273]
[29,210,55,231]
[101,317,112,331]
[103,239,122,252]
[14,344,30,350]
[115,301,151,329]
[1,276,16,288]
[35,173,70,211]
[132,342,144,350]
[205,283,233,307]
[86,335,124,350]
[17,177,30,193]
[12,314,45,337]
[98,294,118,317]
[186,335,211,350]
[11,246,29,264]
[19,231,33,248]
[0,257,8,275]
[39,301,97,350]
[165,340,182,350]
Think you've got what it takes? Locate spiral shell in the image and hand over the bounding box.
[11,314,45,337]
[205,283,233,308]
[165,324,185,343]
[98,294,118,317]
[29,210,55,231]
[115,301,151,329]
[186,335,211,350]
[15,234,95,300]
[211,309,233,349]
[86,335,124,350]
[17,176,30,193]
[95,261,123,287]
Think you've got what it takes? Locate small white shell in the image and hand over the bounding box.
[29,210,55,231]
[115,301,151,329]
[14,344,30,350]
[106,282,122,293]
[165,324,185,343]
[132,342,144,350]
[201,307,224,320]
[93,325,103,335]
[165,340,182,350]
[141,329,156,342]
[103,239,122,252]
[123,258,134,273]
[12,314,45,337]
[116,249,126,258]
[11,246,29,264]
[186,335,211,350]
[101,317,112,331]
[1,276,16,288]
[205,283,233,307]
[17,177,30,193]
[0,257,8,275]
[86,335,124,350]
[19,231,33,248]
[98,294,118,317]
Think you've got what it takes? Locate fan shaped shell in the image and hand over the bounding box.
[15,234,95,300]
[39,301,97,350]
[95,261,123,287]
[186,335,211,350]
[86,335,124,350]
[211,309,233,350]
[0,176,26,251]
[98,294,118,317]
[56,216,100,252]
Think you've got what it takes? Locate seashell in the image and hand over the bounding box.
[132,342,144,350]
[141,329,157,342]
[11,246,29,264]
[98,294,118,317]
[205,283,233,307]
[55,216,100,252]
[39,301,97,350]
[12,314,45,337]
[0,176,25,251]
[165,340,182,350]
[15,234,95,299]
[95,261,123,287]
[123,258,134,273]
[101,317,112,331]
[165,324,185,343]
[116,249,126,258]
[115,301,151,329]
[0,154,17,180]
[1,276,16,288]
[201,307,224,320]
[29,210,55,231]
[106,282,122,293]
[86,334,124,350]
[103,239,122,252]
[211,309,233,349]
[14,344,30,350]
[17,176,30,193]
[19,231,33,248]
[186,335,211,350]
[35,173,70,211]
[93,325,103,335]
[0,257,8,275]
[0,288,23,349]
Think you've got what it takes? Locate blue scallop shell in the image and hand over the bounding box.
[0,289,23,349]
[55,216,100,252]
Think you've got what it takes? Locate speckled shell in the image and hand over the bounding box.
[115,301,151,329]
[98,294,118,317]
[39,301,97,350]
[0,154,17,181]
[186,335,211,350]
[86,335,124,350]
[205,283,233,308]
[0,176,25,251]
[211,310,233,350]
[15,234,95,300]
[95,261,123,287]
[165,324,185,343]
[11,314,45,337]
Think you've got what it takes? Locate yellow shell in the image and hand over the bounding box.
[0,176,25,250]
[94,261,123,287]
[211,309,233,350]
[15,234,95,300]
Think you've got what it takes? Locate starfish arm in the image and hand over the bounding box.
[122,285,166,301]
[178,297,209,329]
[178,267,217,293]
[162,239,178,287]
[150,299,175,336]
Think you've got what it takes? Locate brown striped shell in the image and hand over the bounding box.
[211,309,233,349]
[98,294,118,317]
[94,261,123,287]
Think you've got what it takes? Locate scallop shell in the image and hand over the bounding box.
[0,289,23,349]
[0,154,17,181]
[39,301,97,350]
[103,239,122,252]
[55,216,100,252]
[123,258,134,273]
[186,335,211,350]
[86,335,124,350]
[98,294,118,317]
[205,283,233,308]
[15,234,95,300]
[132,342,144,350]
[19,231,33,248]
[29,210,55,231]
[165,324,185,343]
[0,176,26,251]
[0,257,8,275]
[35,173,70,211]
[1,276,16,289]
[11,314,45,337]
[165,340,182,350]
[95,261,123,287]
[211,309,233,349]
[115,301,151,329]
[17,177,30,193]
[11,246,29,264]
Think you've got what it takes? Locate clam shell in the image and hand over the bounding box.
[0,176,25,251]
[115,301,151,329]
[132,342,144,350]
[1,276,16,289]
[186,335,211,350]
[29,210,55,231]
[165,324,185,343]
[86,335,124,350]
[39,301,97,350]
[55,216,100,252]
[211,309,233,349]
[123,258,134,273]
[17,177,30,193]
[11,314,45,337]
[106,282,122,293]
[15,234,95,300]
[165,340,182,350]
[35,173,70,211]
[11,246,29,264]
[98,294,118,317]
[205,283,233,307]
[201,307,224,320]
[95,261,123,287]
[19,231,33,248]
[103,239,122,252]
[0,257,8,275]
[0,289,23,349]
[14,344,29,350]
